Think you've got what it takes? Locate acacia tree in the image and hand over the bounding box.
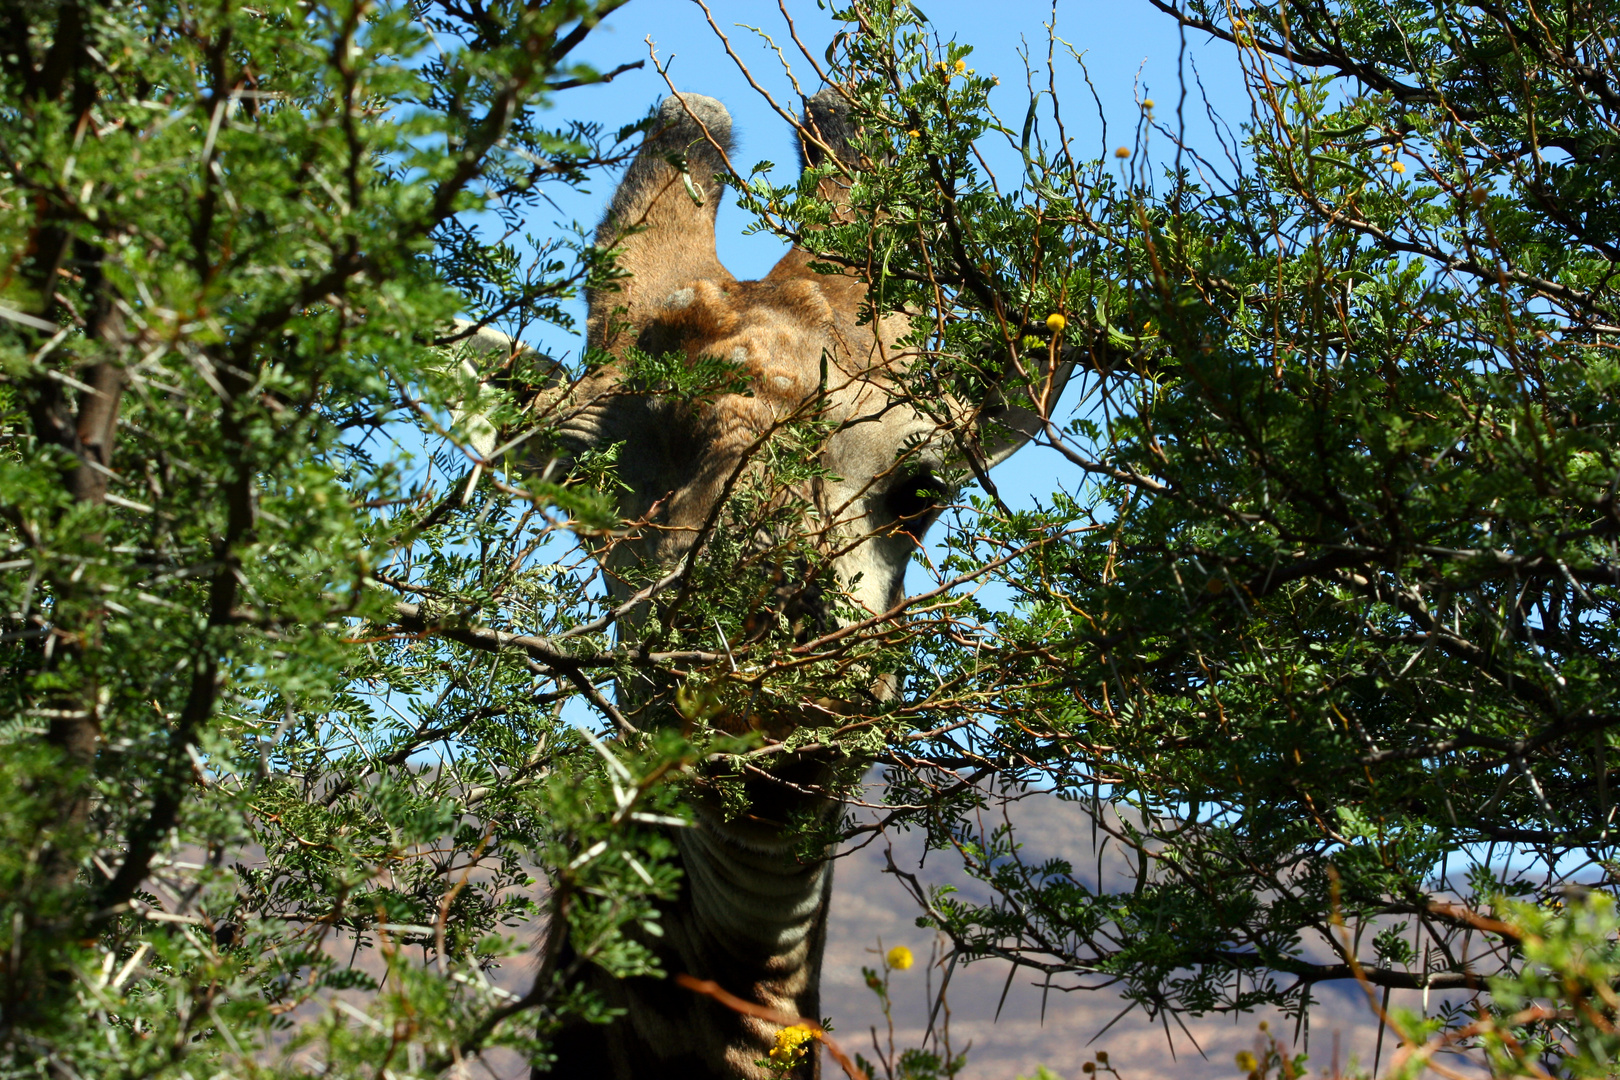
[752,1,1620,1074]
[6,0,1620,1077]
[0,0,718,1074]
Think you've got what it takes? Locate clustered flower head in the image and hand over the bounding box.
[886,945,914,970]
[769,1024,819,1068]
[1235,1050,1259,1075]
[1046,312,1066,333]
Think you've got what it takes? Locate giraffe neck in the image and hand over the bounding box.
[546,811,835,1080]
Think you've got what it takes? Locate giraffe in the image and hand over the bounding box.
[459,89,1068,1080]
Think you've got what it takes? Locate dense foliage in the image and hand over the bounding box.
[6,0,1620,1077]
[762,1,1620,1074]
[0,0,711,1074]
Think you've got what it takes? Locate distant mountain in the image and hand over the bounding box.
[820,794,1396,1080]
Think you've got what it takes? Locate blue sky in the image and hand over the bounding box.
[555,0,1251,277]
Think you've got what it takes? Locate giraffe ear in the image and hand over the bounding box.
[441,320,565,461]
[587,94,737,351]
[972,339,1076,470]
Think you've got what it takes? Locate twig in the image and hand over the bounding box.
[674,973,863,1080]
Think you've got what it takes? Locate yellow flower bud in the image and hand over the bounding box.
[1142,98,1155,109]
[1115,147,1131,158]
[886,945,913,970]
[1045,312,1066,333]
[769,1024,819,1066]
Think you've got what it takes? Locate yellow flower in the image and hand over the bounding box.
[907,129,921,139]
[1391,161,1406,173]
[954,59,966,73]
[886,945,914,970]
[1115,147,1131,159]
[769,1024,819,1066]
[1045,312,1067,333]
[1234,1050,1259,1073]
[1142,98,1155,110]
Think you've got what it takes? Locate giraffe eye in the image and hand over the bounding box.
[886,469,949,528]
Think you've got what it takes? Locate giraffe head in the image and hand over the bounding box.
[552,90,1064,679]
